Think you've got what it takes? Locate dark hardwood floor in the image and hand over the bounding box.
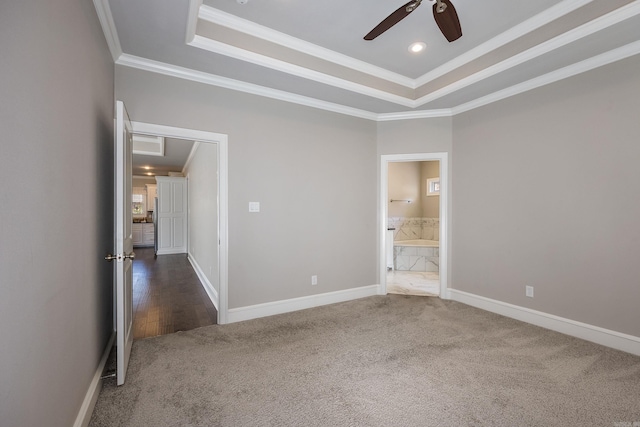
[132,247,217,340]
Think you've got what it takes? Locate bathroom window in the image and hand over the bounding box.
[426,177,440,196]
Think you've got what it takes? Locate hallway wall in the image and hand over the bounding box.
[184,142,219,294]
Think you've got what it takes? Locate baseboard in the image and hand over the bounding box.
[156,248,187,255]
[73,331,115,427]
[227,285,380,324]
[449,289,640,356]
[188,253,219,310]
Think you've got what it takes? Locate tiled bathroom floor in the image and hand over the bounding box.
[386,271,440,296]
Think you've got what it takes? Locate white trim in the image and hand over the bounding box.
[188,35,415,107]
[377,109,452,121]
[188,253,219,310]
[452,39,640,115]
[117,54,378,121]
[227,285,379,324]
[197,5,415,88]
[156,248,187,255]
[182,141,200,174]
[194,1,597,92]
[91,0,122,61]
[379,153,450,300]
[414,0,594,87]
[116,36,639,122]
[414,1,640,107]
[450,290,640,356]
[73,332,115,427]
[130,121,230,324]
[185,0,202,44]
[217,140,229,324]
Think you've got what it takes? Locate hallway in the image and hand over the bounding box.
[132,248,217,339]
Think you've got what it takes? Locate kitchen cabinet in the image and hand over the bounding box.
[132,223,143,246]
[142,223,155,246]
[133,223,154,247]
[146,184,157,211]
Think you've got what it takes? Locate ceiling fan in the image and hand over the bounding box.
[364,0,462,42]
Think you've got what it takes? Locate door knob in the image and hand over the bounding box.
[104,252,136,262]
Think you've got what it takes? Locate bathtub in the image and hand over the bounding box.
[394,239,439,248]
[393,240,439,272]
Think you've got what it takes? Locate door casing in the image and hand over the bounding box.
[379,152,449,299]
[130,121,230,324]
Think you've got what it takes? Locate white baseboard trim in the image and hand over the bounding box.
[449,289,640,356]
[188,253,219,310]
[227,284,380,324]
[73,331,115,427]
[156,248,187,255]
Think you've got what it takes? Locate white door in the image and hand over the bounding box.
[114,100,134,385]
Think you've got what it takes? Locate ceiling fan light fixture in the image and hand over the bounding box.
[435,0,447,13]
[408,42,426,53]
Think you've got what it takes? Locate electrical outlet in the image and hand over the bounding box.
[311,275,318,286]
[525,286,534,298]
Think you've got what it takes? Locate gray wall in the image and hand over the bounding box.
[115,66,378,309]
[185,143,219,293]
[0,1,115,426]
[452,55,640,337]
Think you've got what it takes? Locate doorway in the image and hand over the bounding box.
[379,153,449,298]
[130,121,229,325]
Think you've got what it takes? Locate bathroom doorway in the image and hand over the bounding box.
[380,153,449,298]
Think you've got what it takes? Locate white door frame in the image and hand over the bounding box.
[131,121,230,324]
[379,152,449,299]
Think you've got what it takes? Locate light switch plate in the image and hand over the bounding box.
[249,202,260,213]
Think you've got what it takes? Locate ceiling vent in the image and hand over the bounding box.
[132,134,165,157]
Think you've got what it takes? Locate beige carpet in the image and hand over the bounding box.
[90,295,640,426]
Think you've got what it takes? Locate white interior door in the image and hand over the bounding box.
[115,100,134,385]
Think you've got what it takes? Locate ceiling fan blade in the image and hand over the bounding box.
[364,0,421,41]
[433,0,462,42]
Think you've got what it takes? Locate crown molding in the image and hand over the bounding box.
[117,34,640,124]
[185,0,202,44]
[377,110,452,121]
[188,35,415,107]
[414,0,594,87]
[194,0,598,95]
[452,39,640,115]
[189,0,639,111]
[414,0,640,107]
[197,5,416,88]
[116,54,378,121]
[92,0,122,61]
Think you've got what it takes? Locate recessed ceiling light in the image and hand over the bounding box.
[408,42,426,53]
[143,166,151,170]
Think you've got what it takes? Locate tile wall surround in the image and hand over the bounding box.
[394,246,439,272]
[388,218,440,272]
[388,217,439,241]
